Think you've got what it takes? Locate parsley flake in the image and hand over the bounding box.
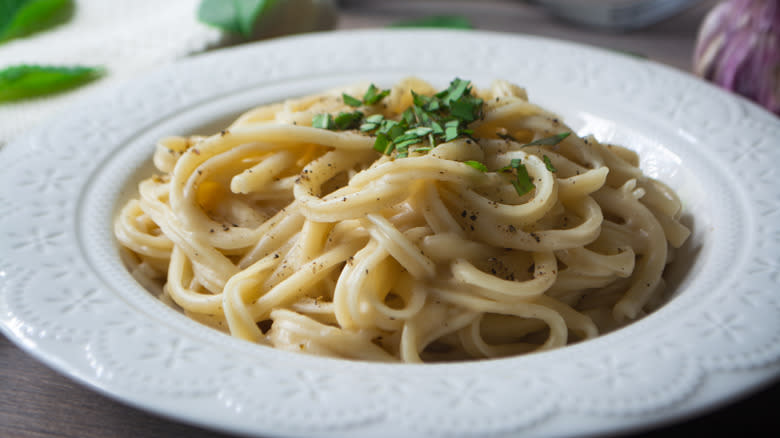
[464,160,488,172]
[373,133,392,154]
[334,111,363,130]
[499,158,535,196]
[512,162,535,196]
[363,84,390,105]
[342,93,362,107]
[312,113,334,129]
[543,155,557,172]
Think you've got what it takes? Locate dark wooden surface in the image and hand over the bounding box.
[4,1,778,437]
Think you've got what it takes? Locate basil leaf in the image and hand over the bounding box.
[388,15,472,30]
[464,160,487,172]
[197,0,276,38]
[0,65,103,102]
[0,0,72,43]
[521,132,571,147]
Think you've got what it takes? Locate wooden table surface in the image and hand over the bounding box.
[2,1,778,437]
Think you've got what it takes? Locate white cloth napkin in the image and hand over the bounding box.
[0,0,224,148]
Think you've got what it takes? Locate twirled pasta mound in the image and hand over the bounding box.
[115,78,690,362]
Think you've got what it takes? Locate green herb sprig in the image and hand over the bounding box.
[313,78,484,158]
[310,79,567,197]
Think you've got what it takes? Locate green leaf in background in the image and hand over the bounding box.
[197,0,278,38]
[0,65,104,102]
[388,15,473,30]
[0,0,73,43]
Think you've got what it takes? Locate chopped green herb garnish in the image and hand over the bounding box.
[499,158,522,173]
[365,114,384,123]
[411,90,428,108]
[444,120,460,142]
[360,122,379,132]
[499,158,535,196]
[312,78,485,159]
[334,111,363,130]
[401,107,416,125]
[342,93,362,107]
[394,137,423,150]
[373,133,392,154]
[512,162,535,196]
[363,84,390,105]
[379,119,406,139]
[440,78,470,104]
[311,113,334,129]
[521,132,570,147]
[543,155,557,172]
[497,132,517,142]
[464,160,488,172]
[405,126,433,137]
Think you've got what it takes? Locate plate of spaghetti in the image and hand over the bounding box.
[1,29,778,438]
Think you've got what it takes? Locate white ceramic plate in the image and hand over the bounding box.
[1,30,778,438]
